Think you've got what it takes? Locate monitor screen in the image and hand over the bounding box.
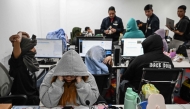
[122,38,145,57]
[79,38,112,57]
[75,37,103,53]
[35,39,63,58]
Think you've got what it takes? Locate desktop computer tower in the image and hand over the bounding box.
[113,45,121,66]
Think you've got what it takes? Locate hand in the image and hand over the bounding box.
[103,56,112,65]
[76,76,82,83]
[19,31,30,38]
[165,25,172,31]
[104,30,109,34]
[58,76,64,81]
[111,28,116,33]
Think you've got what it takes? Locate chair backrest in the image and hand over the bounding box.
[138,68,183,104]
[0,63,12,97]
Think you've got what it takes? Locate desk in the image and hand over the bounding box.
[39,65,56,69]
[113,104,190,109]
[113,58,190,104]
[173,58,190,68]
[39,104,190,109]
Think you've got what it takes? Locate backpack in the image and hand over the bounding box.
[70,27,81,44]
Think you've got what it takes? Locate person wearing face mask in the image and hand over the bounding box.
[100,6,124,42]
[9,32,40,105]
[40,50,99,108]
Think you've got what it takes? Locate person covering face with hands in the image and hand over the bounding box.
[40,50,99,108]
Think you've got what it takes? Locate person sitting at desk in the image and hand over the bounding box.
[82,27,94,37]
[123,18,145,38]
[120,35,174,103]
[155,29,168,52]
[40,50,99,108]
[9,32,40,105]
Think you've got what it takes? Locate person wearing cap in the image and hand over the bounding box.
[9,32,40,105]
[136,20,146,35]
[100,6,124,41]
[166,5,190,44]
[40,50,99,108]
[144,4,160,38]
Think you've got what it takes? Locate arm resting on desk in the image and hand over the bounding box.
[40,69,64,108]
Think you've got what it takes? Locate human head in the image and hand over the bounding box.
[155,29,168,52]
[108,6,116,19]
[177,5,186,18]
[142,34,163,53]
[85,27,91,32]
[20,34,37,54]
[144,4,153,18]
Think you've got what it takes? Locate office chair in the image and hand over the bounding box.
[138,68,183,104]
[0,63,27,104]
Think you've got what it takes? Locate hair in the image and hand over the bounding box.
[85,27,90,31]
[51,76,89,106]
[136,20,142,25]
[178,5,186,11]
[108,6,115,12]
[144,4,153,10]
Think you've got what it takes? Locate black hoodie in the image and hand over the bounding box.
[122,34,174,90]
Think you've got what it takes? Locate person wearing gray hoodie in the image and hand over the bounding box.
[40,50,99,108]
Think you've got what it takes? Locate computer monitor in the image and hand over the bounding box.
[75,37,103,53]
[78,38,112,57]
[35,38,63,58]
[95,29,101,35]
[121,38,145,57]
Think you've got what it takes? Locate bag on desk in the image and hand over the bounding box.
[176,45,188,57]
[180,78,190,102]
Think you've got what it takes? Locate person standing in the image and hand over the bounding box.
[167,5,190,44]
[100,6,124,41]
[144,4,160,37]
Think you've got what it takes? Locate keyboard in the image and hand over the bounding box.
[38,61,57,65]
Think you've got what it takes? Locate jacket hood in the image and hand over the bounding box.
[155,29,165,39]
[53,50,89,76]
[142,34,163,53]
[85,46,109,75]
[126,18,139,32]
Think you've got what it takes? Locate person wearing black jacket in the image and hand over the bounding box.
[167,5,190,43]
[9,32,39,105]
[144,4,160,37]
[100,6,124,41]
[122,34,174,90]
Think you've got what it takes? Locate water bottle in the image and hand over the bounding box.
[124,88,141,109]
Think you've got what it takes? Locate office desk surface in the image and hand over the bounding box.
[173,59,190,68]
[39,104,190,109]
[113,104,190,109]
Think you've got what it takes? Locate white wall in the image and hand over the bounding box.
[60,0,190,38]
[0,0,60,66]
[1,0,190,66]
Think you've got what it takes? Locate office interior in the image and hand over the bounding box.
[1,0,190,109]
